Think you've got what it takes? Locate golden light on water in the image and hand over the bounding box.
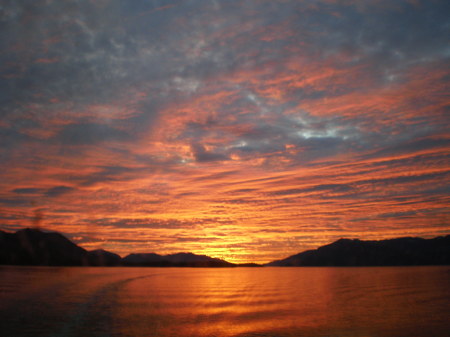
[2,267,442,337]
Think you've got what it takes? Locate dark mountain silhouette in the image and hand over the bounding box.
[166,252,232,267]
[122,253,166,266]
[0,228,234,267]
[122,252,234,267]
[266,235,450,266]
[87,249,121,266]
[236,263,262,267]
[2,228,449,267]
[0,228,121,266]
[0,228,87,266]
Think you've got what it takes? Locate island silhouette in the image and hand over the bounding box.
[1,228,449,267]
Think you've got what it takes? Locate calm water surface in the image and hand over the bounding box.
[0,266,449,337]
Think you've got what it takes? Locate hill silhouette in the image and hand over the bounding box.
[122,252,234,267]
[0,228,235,267]
[1,228,449,267]
[87,249,122,266]
[266,236,450,266]
[0,228,88,266]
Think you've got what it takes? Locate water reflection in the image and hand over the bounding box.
[0,266,449,337]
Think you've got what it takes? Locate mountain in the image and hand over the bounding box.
[165,252,233,267]
[121,253,167,266]
[3,228,449,267]
[87,249,121,266]
[0,228,235,267]
[0,228,87,266]
[122,252,234,267]
[266,235,450,266]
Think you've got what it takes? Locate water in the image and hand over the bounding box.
[0,266,449,337]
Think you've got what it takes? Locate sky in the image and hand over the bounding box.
[0,0,449,264]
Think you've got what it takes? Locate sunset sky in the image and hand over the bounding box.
[1,0,449,263]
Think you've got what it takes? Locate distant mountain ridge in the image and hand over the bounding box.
[1,228,449,267]
[0,228,234,267]
[266,236,450,266]
[121,252,233,267]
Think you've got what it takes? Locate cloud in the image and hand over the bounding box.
[12,188,42,195]
[44,186,75,197]
[12,185,75,198]
[271,183,354,196]
[191,143,230,162]
[54,123,130,145]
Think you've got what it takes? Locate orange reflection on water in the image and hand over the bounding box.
[112,268,349,336]
[111,267,450,337]
[115,268,299,336]
[2,266,449,337]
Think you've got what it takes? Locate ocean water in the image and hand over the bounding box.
[0,266,449,337]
